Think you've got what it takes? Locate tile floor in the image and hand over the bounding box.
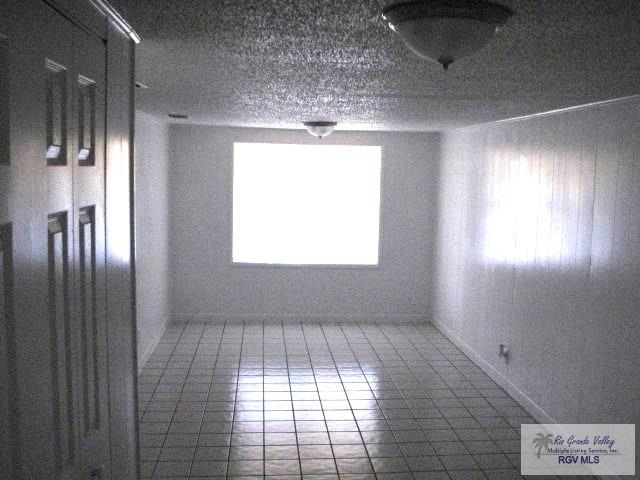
[137,321,557,479]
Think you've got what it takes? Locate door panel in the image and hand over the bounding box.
[0,223,18,479]
[73,27,111,479]
[48,212,76,476]
[4,2,75,476]
[46,60,68,166]
[79,206,98,433]
[0,14,14,478]
[77,77,96,167]
[1,1,113,478]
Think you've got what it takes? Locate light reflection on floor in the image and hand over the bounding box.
[137,321,572,479]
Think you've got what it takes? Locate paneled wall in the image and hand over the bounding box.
[433,97,640,432]
[135,112,170,368]
[169,126,440,322]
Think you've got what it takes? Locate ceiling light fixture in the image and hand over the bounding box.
[303,121,337,139]
[382,0,513,70]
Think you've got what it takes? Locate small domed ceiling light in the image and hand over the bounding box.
[303,121,337,139]
[382,0,513,70]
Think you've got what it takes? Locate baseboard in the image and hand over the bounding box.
[137,317,169,373]
[431,318,628,480]
[170,313,430,324]
[431,318,557,424]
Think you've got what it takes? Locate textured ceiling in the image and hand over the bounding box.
[111,0,640,131]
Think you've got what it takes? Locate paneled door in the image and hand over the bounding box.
[72,24,111,480]
[0,1,111,478]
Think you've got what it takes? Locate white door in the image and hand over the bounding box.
[0,1,111,478]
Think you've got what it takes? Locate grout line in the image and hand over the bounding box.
[262,320,266,476]
[300,321,337,477]
[225,320,246,476]
[170,322,205,477]
[185,321,224,478]
[145,322,186,478]
[336,321,382,480]
[282,321,304,478]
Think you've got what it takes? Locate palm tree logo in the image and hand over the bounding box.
[532,433,554,458]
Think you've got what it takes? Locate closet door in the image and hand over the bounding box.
[1,1,111,478]
[72,27,111,480]
[3,2,76,477]
[0,10,17,480]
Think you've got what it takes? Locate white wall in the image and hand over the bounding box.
[134,111,171,367]
[169,126,440,322]
[433,97,640,434]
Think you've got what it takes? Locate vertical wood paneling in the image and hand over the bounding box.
[434,96,640,433]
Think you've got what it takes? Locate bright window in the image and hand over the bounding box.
[232,142,382,265]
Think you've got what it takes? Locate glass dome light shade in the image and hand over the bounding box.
[303,121,337,138]
[382,0,513,69]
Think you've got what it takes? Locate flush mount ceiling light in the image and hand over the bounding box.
[303,121,337,138]
[382,0,513,70]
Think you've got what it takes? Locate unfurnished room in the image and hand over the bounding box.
[1,1,639,479]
